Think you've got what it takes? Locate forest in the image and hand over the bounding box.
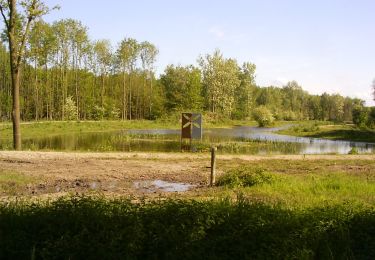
[0,18,370,124]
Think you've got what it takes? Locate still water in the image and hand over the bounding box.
[12,126,375,154]
[134,180,195,193]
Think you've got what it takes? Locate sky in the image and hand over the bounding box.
[33,1,375,105]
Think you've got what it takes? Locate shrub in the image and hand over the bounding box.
[348,147,359,155]
[283,110,298,121]
[352,107,369,128]
[252,106,274,127]
[63,96,78,121]
[107,106,121,119]
[217,167,279,187]
[91,105,106,121]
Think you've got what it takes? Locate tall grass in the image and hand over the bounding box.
[216,166,375,208]
[0,196,374,259]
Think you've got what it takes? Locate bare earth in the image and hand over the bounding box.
[0,151,374,198]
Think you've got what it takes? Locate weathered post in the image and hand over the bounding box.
[210,146,217,186]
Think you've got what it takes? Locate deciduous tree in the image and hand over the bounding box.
[0,0,51,149]
[199,49,240,116]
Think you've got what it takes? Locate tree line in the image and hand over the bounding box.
[0,18,370,124]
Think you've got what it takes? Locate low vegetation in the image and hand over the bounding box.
[0,155,374,258]
[0,119,258,141]
[0,196,374,259]
[252,106,275,127]
[216,167,279,187]
[215,164,375,208]
[0,170,38,196]
[278,121,375,143]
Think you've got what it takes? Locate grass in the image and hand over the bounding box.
[215,164,375,208]
[0,120,178,140]
[0,170,38,195]
[0,119,259,141]
[278,121,375,143]
[0,157,374,258]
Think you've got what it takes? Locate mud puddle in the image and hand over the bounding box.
[134,180,196,193]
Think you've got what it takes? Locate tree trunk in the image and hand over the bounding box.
[101,74,105,107]
[61,65,65,120]
[122,71,126,120]
[11,68,21,150]
[149,73,153,119]
[34,59,39,121]
[8,13,21,149]
[128,72,132,120]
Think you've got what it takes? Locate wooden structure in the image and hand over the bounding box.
[181,113,202,150]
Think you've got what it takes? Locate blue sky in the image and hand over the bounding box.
[40,0,375,105]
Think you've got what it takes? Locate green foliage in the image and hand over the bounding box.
[288,122,322,133]
[351,106,375,129]
[252,106,274,127]
[217,167,280,187]
[63,96,78,121]
[199,50,241,116]
[281,110,298,121]
[368,107,375,128]
[233,62,256,119]
[160,65,203,111]
[0,196,374,259]
[348,147,359,155]
[91,105,105,121]
[108,106,121,120]
[0,13,368,123]
[352,107,369,128]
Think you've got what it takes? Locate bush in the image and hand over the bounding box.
[63,96,78,121]
[217,167,279,187]
[290,122,321,133]
[348,147,359,155]
[368,107,375,128]
[252,106,275,127]
[105,105,121,120]
[283,110,298,121]
[91,105,106,121]
[352,107,369,128]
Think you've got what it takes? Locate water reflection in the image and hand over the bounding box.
[11,126,375,154]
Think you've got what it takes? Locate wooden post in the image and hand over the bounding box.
[210,146,217,186]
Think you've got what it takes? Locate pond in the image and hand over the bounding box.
[3,125,375,154]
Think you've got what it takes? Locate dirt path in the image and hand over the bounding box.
[0,151,374,198]
[2,151,375,161]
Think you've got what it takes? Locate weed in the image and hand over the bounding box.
[217,167,280,187]
[348,147,359,155]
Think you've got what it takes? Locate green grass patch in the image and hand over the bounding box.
[216,164,375,208]
[278,121,375,143]
[0,119,286,142]
[0,120,179,140]
[0,170,37,195]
